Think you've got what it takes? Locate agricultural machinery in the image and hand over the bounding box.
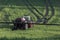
[12,16,33,30]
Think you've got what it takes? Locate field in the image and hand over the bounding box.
[0,0,60,40]
[0,25,60,40]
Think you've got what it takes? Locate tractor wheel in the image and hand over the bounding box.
[23,24,28,30]
[12,26,17,31]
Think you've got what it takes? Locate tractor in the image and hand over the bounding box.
[12,16,33,30]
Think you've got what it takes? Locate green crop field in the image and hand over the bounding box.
[0,25,60,40]
[0,0,60,40]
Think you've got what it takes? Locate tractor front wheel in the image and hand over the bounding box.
[23,24,28,30]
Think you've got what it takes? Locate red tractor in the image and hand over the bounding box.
[12,16,32,30]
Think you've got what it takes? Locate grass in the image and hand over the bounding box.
[0,25,60,40]
[0,0,60,23]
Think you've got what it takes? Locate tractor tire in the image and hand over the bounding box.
[12,26,17,31]
[23,24,28,30]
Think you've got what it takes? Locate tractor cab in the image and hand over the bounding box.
[23,16,31,21]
